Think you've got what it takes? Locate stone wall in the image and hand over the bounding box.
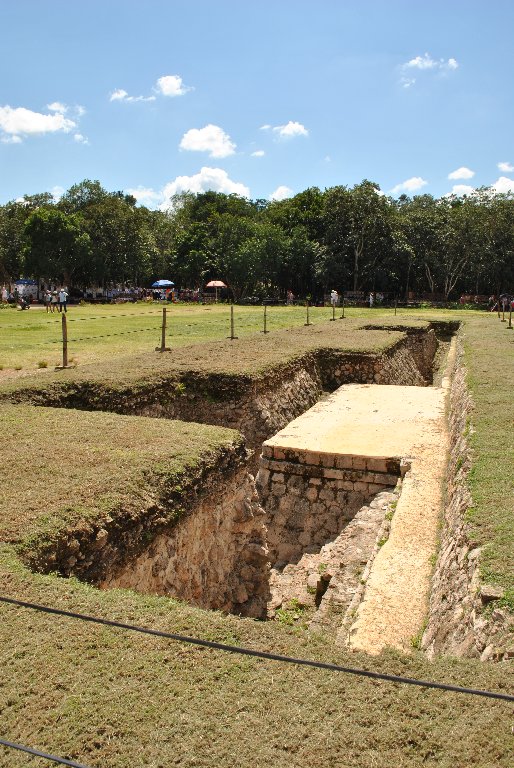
[22,441,270,619]
[257,445,400,565]
[101,465,270,618]
[422,341,514,660]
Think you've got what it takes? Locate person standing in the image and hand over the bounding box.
[44,290,52,312]
[50,291,59,312]
[58,287,68,313]
[330,289,338,307]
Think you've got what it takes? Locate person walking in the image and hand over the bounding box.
[44,290,52,313]
[58,287,68,313]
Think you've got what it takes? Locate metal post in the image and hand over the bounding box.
[262,304,269,334]
[501,301,506,322]
[304,301,312,326]
[340,296,345,319]
[330,303,335,321]
[508,304,512,330]
[155,307,171,351]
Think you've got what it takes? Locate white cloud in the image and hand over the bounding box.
[491,176,514,194]
[47,101,68,114]
[109,88,155,103]
[126,186,164,206]
[161,167,250,203]
[260,124,272,131]
[0,105,76,141]
[269,185,293,201]
[180,124,236,158]
[155,75,191,97]
[400,53,458,87]
[498,161,514,173]
[448,184,475,197]
[389,176,428,195]
[73,133,88,144]
[1,134,22,144]
[404,53,459,71]
[448,166,475,180]
[51,185,65,201]
[272,121,309,139]
[76,105,86,118]
[110,89,128,102]
[251,150,265,157]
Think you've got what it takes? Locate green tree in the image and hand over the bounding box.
[24,208,91,285]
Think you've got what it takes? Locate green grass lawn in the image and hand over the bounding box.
[0,301,447,372]
[0,549,512,768]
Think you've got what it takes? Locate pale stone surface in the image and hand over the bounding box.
[262,381,449,655]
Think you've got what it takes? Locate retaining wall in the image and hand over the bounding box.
[101,464,270,618]
[257,446,400,564]
[422,344,514,660]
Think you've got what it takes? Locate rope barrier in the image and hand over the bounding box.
[0,737,92,768]
[5,326,162,348]
[1,596,512,703]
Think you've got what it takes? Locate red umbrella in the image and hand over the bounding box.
[205,280,227,302]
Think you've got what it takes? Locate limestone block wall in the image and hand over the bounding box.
[101,466,270,618]
[257,446,400,564]
[23,441,270,619]
[422,346,513,660]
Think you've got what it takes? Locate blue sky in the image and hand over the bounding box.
[1,0,513,207]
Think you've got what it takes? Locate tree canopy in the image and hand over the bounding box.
[1,178,512,299]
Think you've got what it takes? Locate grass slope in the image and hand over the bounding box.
[0,551,512,768]
[461,315,514,607]
[0,404,239,560]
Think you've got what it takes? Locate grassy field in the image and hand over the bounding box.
[0,300,443,373]
[0,305,512,767]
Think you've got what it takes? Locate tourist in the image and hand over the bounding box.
[58,287,69,313]
[50,291,58,312]
[44,290,52,312]
[330,289,338,307]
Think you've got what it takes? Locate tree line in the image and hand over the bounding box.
[0,178,512,301]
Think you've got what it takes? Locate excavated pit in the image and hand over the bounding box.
[11,323,460,639]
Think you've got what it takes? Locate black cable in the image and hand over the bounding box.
[1,596,512,703]
[0,737,92,768]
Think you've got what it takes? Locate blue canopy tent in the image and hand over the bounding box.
[151,280,174,288]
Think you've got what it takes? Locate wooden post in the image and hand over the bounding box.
[508,304,512,330]
[501,300,506,322]
[340,295,345,319]
[62,314,68,368]
[304,301,311,326]
[155,307,171,351]
[228,303,238,339]
[262,303,269,334]
[330,303,335,321]
[394,297,397,316]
